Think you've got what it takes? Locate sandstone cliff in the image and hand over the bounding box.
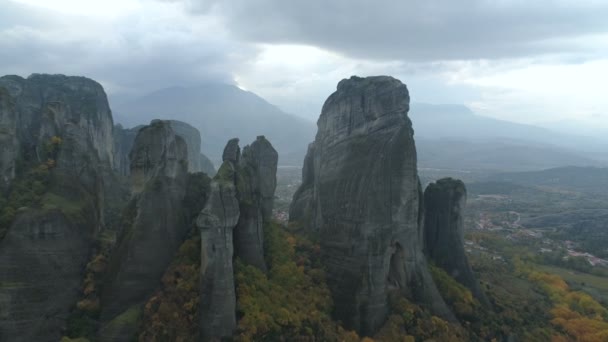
[234,136,278,271]
[423,178,489,306]
[0,74,116,341]
[112,120,215,177]
[99,120,189,340]
[198,136,278,339]
[289,76,454,335]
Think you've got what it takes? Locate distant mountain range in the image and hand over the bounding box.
[112,84,316,165]
[487,166,608,194]
[410,103,606,171]
[111,84,606,171]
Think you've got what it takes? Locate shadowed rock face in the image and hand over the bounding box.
[0,74,114,172]
[0,74,115,342]
[113,120,215,177]
[169,120,216,176]
[112,124,141,177]
[289,76,453,335]
[100,120,189,339]
[234,136,278,271]
[198,136,278,339]
[0,88,17,190]
[423,178,489,306]
[198,140,241,340]
[198,175,240,340]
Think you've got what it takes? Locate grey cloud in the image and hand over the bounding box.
[0,1,254,98]
[184,0,608,61]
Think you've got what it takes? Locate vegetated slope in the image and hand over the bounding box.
[112,84,316,164]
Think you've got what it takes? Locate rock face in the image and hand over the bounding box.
[234,136,278,271]
[112,120,215,177]
[423,178,489,305]
[197,178,240,340]
[0,74,114,172]
[169,120,216,175]
[0,74,115,341]
[198,136,278,339]
[100,120,189,338]
[112,124,141,177]
[0,87,17,190]
[289,76,453,335]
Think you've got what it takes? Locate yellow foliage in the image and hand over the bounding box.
[138,235,201,341]
[524,264,608,342]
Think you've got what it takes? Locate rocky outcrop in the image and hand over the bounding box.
[0,87,17,190]
[0,74,114,171]
[112,120,215,177]
[100,120,189,339]
[423,178,489,305]
[289,76,453,335]
[198,136,278,339]
[169,120,216,175]
[234,136,278,271]
[112,124,141,177]
[0,74,116,341]
[197,175,240,340]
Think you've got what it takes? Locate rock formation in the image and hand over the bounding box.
[234,136,278,271]
[289,76,453,335]
[112,120,215,177]
[197,175,240,340]
[0,74,115,341]
[0,87,17,190]
[99,120,189,340]
[198,136,278,339]
[423,178,489,305]
[112,124,141,177]
[169,120,216,176]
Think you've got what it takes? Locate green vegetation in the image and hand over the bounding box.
[429,264,479,319]
[138,233,201,341]
[0,161,51,239]
[235,221,354,341]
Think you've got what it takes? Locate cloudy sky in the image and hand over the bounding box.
[2,0,608,132]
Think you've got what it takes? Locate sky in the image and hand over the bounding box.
[1,0,608,133]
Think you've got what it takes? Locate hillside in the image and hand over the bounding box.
[411,103,605,171]
[112,84,316,164]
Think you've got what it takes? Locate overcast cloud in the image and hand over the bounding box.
[1,0,608,130]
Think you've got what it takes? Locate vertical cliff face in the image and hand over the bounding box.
[289,76,453,335]
[169,120,216,176]
[423,178,489,305]
[197,174,240,340]
[234,136,278,271]
[0,87,17,190]
[112,120,215,177]
[198,136,278,339]
[0,74,114,171]
[100,120,189,340]
[0,74,116,342]
[112,124,141,177]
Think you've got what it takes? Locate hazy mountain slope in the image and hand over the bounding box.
[417,138,600,172]
[112,84,316,164]
[487,166,608,194]
[410,103,605,171]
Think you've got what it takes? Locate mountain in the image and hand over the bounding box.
[111,84,316,165]
[410,103,606,171]
[487,166,608,194]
